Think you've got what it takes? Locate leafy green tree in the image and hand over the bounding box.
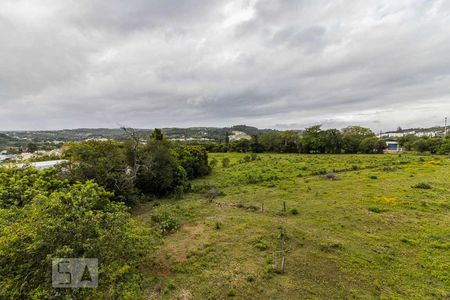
[259,131,284,152]
[320,129,343,154]
[411,137,442,154]
[398,135,418,151]
[301,125,322,153]
[437,137,450,155]
[250,135,265,153]
[281,131,300,153]
[0,167,69,208]
[359,137,386,153]
[342,126,375,153]
[174,145,211,179]
[63,140,136,203]
[150,128,164,141]
[229,139,252,152]
[0,181,146,299]
[135,140,189,195]
[26,142,38,153]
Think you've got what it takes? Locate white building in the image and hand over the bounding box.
[385,141,401,153]
[15,160,68,170]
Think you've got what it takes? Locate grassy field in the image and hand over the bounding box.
[134,153,450,299]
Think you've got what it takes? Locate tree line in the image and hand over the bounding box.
[195,125,387,154]
[398,135,450,154]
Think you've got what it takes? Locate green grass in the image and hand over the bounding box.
[134,153,450,299]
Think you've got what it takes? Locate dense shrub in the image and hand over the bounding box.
[412,182,432,189]
[63,140,136,203]
[325,173,337,180]
[135,140,189,196]
[319,242,344,252]
[209,157,218,168]
[150,211,180,234]
[368,206,388,213]
[437,138,450,155]
[229,139,252,152]
[0,181,146,299]
[174,145,211,179]
[222,157,230,168]
[253,236,269,251]
[290,208,299,215]
[359,137,386,153]
[0,167,69,208]
[411,137,442,154]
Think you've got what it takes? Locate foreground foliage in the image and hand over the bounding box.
[0,176,147,299]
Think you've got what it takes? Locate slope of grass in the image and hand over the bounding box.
[134,153,450,299]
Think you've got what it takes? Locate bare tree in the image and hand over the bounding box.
[120,126,143,184]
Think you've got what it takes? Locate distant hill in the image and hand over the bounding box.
[1,125,278,143]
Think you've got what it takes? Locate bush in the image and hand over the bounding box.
[0,167,69,208]
[359,137,386,154]
[135,141,189,196]
[174,145,211,179]
[290,208,299,215]
[245,173,260,184]
[214,221,222,230]
[250,153,260,161]
[222,157,230,168]
[0,181,146,299]
[319,242,344,252]
[412,182,432,190]
[63,140,136,203]
[209,158,218,168]
[151,211,180,234]
[239,155,252,163]
[325,173,337,180]
[253,236,269,251]
[368,206,388,213]
[314,169,327,175]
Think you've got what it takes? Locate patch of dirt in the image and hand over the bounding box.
[150,223,209,274]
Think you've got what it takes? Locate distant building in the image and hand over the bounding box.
[14,160,68,171]
[85,137,110,142]
[385,141,401,153]
[228,131,252,142]
[379,129,444,138]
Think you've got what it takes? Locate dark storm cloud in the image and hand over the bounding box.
[0,0,449,130]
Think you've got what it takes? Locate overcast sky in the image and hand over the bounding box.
[1,0,449,131]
